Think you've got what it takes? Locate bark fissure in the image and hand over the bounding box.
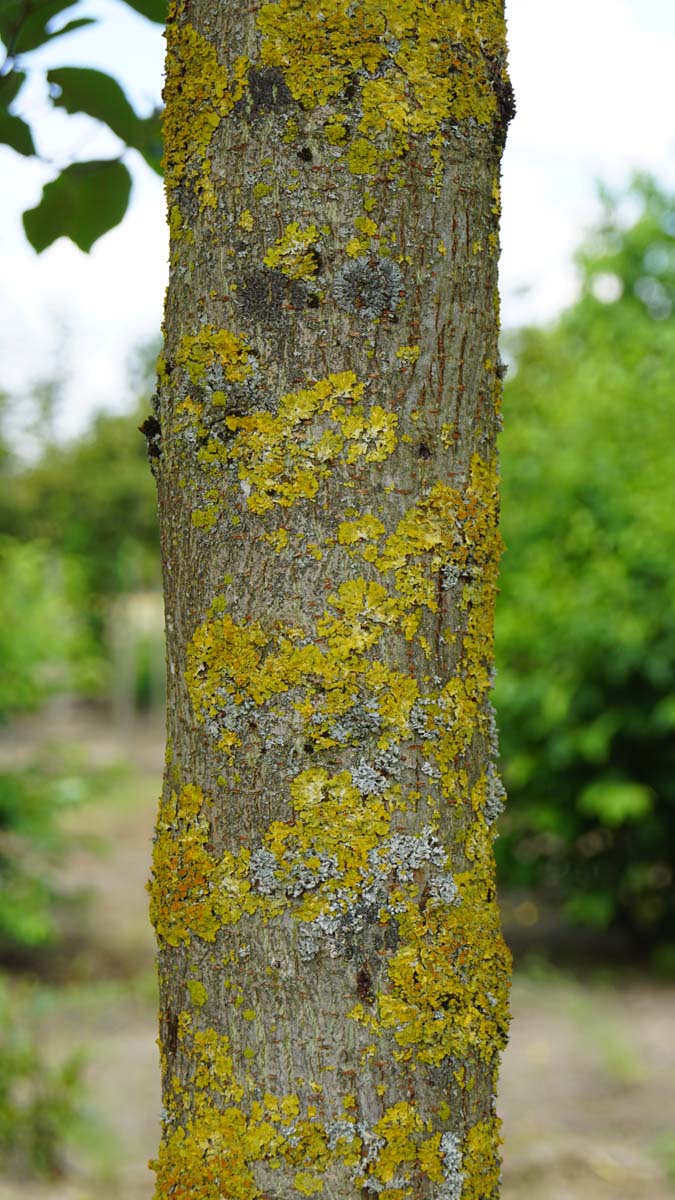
[151,2,513,1197]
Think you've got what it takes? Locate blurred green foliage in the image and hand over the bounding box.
[0,978,83,1176]
[496,175,675,951]
[0,754,93,955]
[0,363,160,945]
[1,390,160,650]
[0,535,99,718]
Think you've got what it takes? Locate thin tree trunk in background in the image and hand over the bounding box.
[150,2,514,1196]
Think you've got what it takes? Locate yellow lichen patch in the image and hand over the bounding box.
[187,589,422,757]
[263,222,321,280]
[152,1102,278,1200]
[376,820,510,1067]
[186,456,499,763]
[257,0,507,176]
[375,482,459,572]
[177,326,252,387]
[192,505,218,531]
[333,403,398,464]
[346,236,368,258]
[318,578,399,652]
[293,1171,324,1195]
[324,114,348,143]
[347,137,380,176]
[163,21,247,205]
[258,1,388,107]
[430,457,504,785]
[262,527,289,553]
[461,1115,503,1200]
[186,614,269,713]
[223,372,397,514]
[265,768,391,901]
[337,513,386,546]
[192,1029,241,1095]
[417,1133,444,1182]
[370,1102,423,1184]
[354,215,378,238]
[395,345,420,366]
[155,1009,488,1200]
[149,785,257,945]
[187,979,208,1007]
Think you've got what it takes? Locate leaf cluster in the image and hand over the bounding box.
[0,0,165,251]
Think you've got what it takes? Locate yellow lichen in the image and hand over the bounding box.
[222,371,397,514]
[192,505,218,531]
[337,514,386,546]
[348,137,380,176]
[256,0,507,176]
[378,827,511,1066]
[294,1171,324,1195]
[263,222,321,280]
[187,979,208,1007]
[149,785,257,946]
[177,326,252,387]
[461,1115,503,1200]
[324,114,348,143]
[163,21,248,206]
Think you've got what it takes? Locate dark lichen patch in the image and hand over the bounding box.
[356,962,375,1005]
[235,267,310,323]
[230,65,294,121]
[486,54,516,149]
[333,256,404,320]
[140,404,162,467]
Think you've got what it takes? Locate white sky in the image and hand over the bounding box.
[1,0,675,439]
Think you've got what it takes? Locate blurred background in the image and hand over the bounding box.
[1,2,674,1198]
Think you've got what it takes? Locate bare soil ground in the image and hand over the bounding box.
[1,708,673,1200]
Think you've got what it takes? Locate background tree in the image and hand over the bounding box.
[495,174,675,957]
[149,3,513,1198]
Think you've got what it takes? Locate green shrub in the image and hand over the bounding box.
[495,175,675,949]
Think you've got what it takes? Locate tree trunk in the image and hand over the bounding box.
[149,2,513,1197]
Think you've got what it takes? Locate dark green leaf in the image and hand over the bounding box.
[47,66,144,146]
[0,70,26,107]
[134,110,163,175]
[118,0,166,24]
[0,0,84,53]
[23,159,132,253]
[44,16,96,39]
[0,109,35,155]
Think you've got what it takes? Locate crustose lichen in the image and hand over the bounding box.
[334,255,404,319]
